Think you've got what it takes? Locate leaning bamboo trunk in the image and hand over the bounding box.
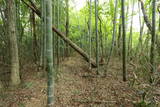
[21,0,97,67]
[52,26,97,67]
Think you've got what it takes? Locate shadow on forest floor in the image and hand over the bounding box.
[0,54,160,107]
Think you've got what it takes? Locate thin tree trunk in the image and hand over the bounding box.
[139,0,152,31]
[53,0,56,66]
[117,16,122,57]
[89,0,92,69]
[121,0,127,81]
[158,14,160,51]
[128,0,135,59]
[138,21,144,52]
[45,0,54,106]
[98,17,104,57]
[125,2,129,31]
[31,11,38,64]
[65,0,69,57]
[150,0,156,73]
[138,2,143,48]
[41,0,46,69]
[95,0,99,73]
[159,15,160,32]
[7,0,21,86]
[40,0,44,67]
[56,0,60,65]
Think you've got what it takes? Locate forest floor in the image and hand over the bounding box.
[0,53,160,107]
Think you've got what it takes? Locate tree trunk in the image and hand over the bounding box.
[56,0,60,65]
[121,0,127,81]
[40,0,44,66]
[88,0,92,69]
[138,0,152,31]
[53,0,56,66]
[138,2,144,49]
[7,0,21,86]
[95,0,99,73]
[45,0,55,106]
[117,16,122,57]
[31,11,38,64]
[128,0,135,59]
[65,0,69,57]
[98,17,104,57]
[150,0,156,73]
[40,0,46,69]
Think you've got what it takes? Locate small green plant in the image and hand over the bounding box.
[22,82,34,89]
[133,100,157,107]
[18,103,25,107]
[133,100,149,107]
[133,86,158,107]
[72,89,80,95]
[0,93,9,99]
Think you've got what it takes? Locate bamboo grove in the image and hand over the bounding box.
[0,0,160,106]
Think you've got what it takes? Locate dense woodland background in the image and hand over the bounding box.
[0,0,160,106]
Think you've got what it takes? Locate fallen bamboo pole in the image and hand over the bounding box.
[21,0,97,67]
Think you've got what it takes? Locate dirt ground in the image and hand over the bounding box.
[0,54,160,107]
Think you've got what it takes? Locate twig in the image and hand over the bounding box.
[72,99,116,104]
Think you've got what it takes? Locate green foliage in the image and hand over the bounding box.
[133,99,158,107]
[133,100,151,107]
[132,84,158,107]
[22,82,34,89]
[18,103,25,107]
[0,92,9,99]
